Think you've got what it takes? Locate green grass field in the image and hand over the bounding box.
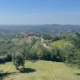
[0,60,80,80]
[50,40,71,48]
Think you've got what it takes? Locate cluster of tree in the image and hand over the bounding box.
[21,46,64,62]
[42,34,66,41]
[0,32,80,69]
[21,33,80,67]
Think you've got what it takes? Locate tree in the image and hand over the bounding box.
[51,47,63,62]
[12,52,25,70]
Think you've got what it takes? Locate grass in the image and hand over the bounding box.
[50,40,70,48]
[0,60,80,80]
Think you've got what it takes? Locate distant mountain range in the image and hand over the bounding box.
[0,24,80,38]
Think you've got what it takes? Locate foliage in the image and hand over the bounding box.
[12,52,25,70]
[0,32,80,68]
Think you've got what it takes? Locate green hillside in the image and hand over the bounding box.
[0,32,80,80]
[50,40,67,48]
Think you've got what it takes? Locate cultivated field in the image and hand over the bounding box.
[0,60,80,80]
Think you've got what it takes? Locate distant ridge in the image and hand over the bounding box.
[0,24,80,38]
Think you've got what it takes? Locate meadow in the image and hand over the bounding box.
[0,60,80,80]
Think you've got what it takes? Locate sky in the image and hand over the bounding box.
[0,0,80,25]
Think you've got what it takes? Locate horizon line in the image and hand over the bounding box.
[0,24,80,26]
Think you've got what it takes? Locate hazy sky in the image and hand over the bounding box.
[0,0,80,25]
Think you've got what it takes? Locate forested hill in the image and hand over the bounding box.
[0,24,80,68]
[0,32,80,68]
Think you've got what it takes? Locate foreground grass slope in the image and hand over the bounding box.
[0,60,80,80]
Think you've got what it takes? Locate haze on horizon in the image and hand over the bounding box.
[0,0,80,25]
